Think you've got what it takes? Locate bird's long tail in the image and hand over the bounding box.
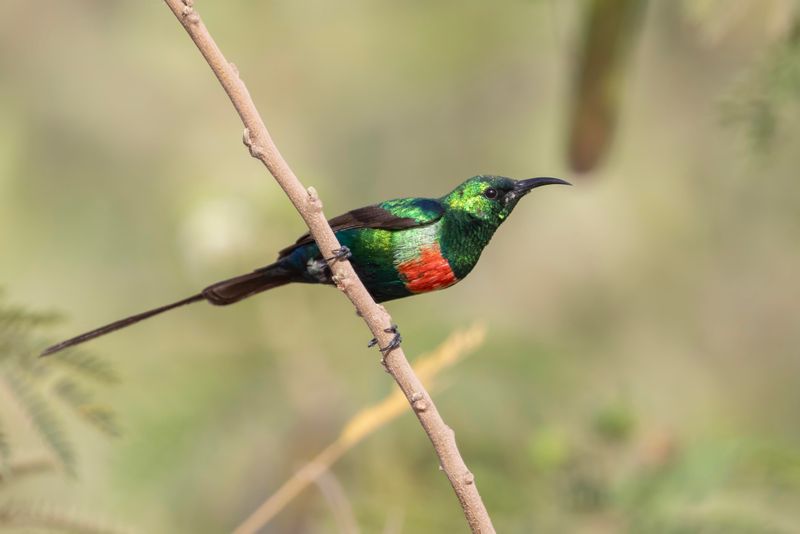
[40,264,295,357]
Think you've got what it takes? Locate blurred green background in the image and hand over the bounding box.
[2,0,800,532]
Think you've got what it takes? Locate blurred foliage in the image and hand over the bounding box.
[0,295,118,474]
[723,15,800,151]
[567,0,647,173]
[527,404,800,532]
[0,294,122,532]
[593,399,636,444]
[236,325,486,532]
[0,502,128,534]
[1,0,800,532]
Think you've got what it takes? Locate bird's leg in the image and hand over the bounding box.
[325,246,352,263]
[381,325,402,356]
[368,324,402,357]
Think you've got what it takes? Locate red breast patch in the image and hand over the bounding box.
[397,244,458,293]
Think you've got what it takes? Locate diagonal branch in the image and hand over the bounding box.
[162,1,495,532]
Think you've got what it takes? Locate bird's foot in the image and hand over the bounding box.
[325,246,352,263]
[368,324,402,357]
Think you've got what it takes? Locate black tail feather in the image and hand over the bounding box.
[201,267,293,305]
[41,264,294,357]
[40,294,204,357]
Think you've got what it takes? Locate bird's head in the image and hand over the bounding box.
[443,175,570,225]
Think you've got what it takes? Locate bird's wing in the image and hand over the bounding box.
[278,197,444,258]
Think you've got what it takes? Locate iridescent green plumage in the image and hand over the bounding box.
[42,175,569,356]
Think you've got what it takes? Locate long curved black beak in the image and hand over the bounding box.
[508,177,571,202]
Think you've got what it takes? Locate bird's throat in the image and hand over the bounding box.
[438,213,499,279]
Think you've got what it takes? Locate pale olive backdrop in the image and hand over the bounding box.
[1,1,800,533]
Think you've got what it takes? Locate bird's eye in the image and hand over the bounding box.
[484,188,498,199]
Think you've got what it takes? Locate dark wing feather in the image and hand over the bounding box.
[278,198,444,258]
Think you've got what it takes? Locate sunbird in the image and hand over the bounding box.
[42,175,569,356]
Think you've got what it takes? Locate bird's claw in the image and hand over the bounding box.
[325,246,352,263]
[381,330,403,355]
[368,324,402,355]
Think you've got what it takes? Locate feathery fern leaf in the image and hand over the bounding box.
[52,349,119,384]
[3,371,76,475]
[0,293,119,475]
[53,379,120,437]
[0,500,130,534]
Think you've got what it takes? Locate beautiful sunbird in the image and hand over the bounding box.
[42,175,569,356]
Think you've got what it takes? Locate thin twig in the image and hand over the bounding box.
[314,471,361,534]
[161,2,496,531]
[0,455,55,485]
[233,325,486,533]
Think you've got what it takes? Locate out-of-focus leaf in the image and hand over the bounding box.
[51,349,119,384]
[592,401,636,444]
[53,379,120,437]
[0,501,130,534]
[0,304,59,363]
[682,0,798,43]
[566,0,647,173]
[722,16,800,151]
[0,293,119,473]
[528,426,571,471]
[3,371,75,475]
